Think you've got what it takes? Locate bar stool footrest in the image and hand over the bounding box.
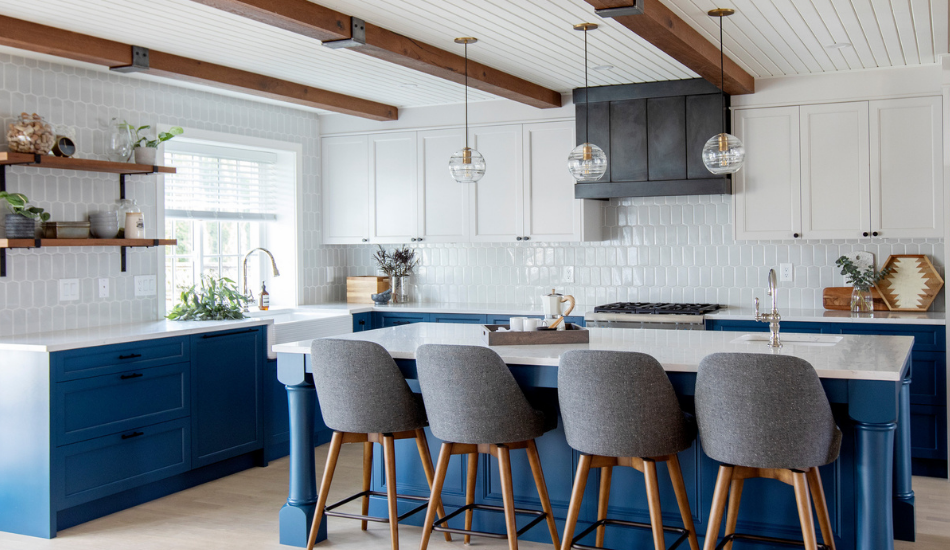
[431,503,547,539]
[571,518,690,550]
[713,533,831,550]
[324,490,429,523]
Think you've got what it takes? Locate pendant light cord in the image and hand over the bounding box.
[464,42,469,150]
[719,15,726,133]
[584,28,590,144]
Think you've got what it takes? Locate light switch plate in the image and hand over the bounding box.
[563,266,574,284]
[98,278,109,298]
[779,264,793,282]
[134,275,157,297]
[59,279,80,302]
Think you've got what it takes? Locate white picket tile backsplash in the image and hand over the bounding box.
[347,195,945,311]
[0,53,344,336]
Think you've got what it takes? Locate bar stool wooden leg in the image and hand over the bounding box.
[361,441,373,531]
[792,471,819,550]
[465,452,478,544]
[419,443,452,550]
[643,459,666,550]
[703,465,734,550]
[806,468,836,550]
[382,434,400,550]
[497,445,520,550]
[414,430,452,542]
[307,431,344,550]
[667,455,700,550]
[596,464,612,548]
[526,440,561,550]
[561,454,592,550]
[723,478,745,550]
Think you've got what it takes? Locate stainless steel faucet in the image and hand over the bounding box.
[754,268,782,348]
[242,248,280,311]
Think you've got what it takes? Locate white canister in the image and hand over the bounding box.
[124,211,145,239]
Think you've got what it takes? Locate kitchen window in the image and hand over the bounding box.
[162,135,299,312]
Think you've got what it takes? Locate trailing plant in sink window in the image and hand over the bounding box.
[167,276,249,321]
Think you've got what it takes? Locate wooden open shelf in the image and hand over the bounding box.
[0,238,176,248]
[0,152,176,174]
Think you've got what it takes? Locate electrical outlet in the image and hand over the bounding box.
[134,275,157,297]
[98,278,109,298]
[779,263,793,282]
[563,266,575,284]
[59,279,80,302]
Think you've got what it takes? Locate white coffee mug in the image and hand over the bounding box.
[524,318,542,331]
[509,317,526,332]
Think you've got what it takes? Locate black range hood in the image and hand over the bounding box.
[573,78,732,199]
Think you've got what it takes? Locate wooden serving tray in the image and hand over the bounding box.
[482,324,589,346]
[822,287,888,311]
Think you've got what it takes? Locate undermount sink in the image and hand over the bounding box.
[250,309,353,345]
[730,333,844,346]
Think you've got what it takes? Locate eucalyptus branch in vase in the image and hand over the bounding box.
[835,255,890,313]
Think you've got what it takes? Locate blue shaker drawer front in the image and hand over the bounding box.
[54,337,189,381]
[55,363,190,446]
[59,417,191,508]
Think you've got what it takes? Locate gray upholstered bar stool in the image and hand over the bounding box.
[415,344,561,550]
[558,350,701,550]
[306,339,451,550]
[696,353,842,550]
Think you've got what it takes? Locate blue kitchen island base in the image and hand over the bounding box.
[278,350,914,550]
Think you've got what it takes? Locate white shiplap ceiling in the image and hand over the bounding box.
[0,0,946,114]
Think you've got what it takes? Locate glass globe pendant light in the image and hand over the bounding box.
[448,37,486,183]
[702,8,745,175]
[568,23,607,183]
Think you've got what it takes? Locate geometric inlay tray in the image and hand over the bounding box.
[877,255,944,312]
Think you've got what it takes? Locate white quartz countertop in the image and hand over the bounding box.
[273,322,913,382]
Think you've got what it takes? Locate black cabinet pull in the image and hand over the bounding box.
[361,238,368,242]
[121,431,144,440]
[202,328,257,339]
[872,231,879,237]
[516,236,523,241]
[417,237,423,242]
[793,233,800,238]
[120,372,144,380]
[523,236,530,241]
[393,321,410,326]
[118,353,142,360]
[862,232,869,237]
[358,320,366,325]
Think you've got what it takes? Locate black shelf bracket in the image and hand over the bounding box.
[119,166,159,200]
[0,249,5,277]
[120,246,127,272]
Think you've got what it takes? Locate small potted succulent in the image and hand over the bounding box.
[835,255,891,313]
[1,191,50,238]
[374,245,419,303]
[130,124,184,165]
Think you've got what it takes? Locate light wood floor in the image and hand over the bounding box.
[0,442,946,549]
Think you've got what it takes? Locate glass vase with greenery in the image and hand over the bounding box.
[166,276,249,321]
[374,245,419,303]
[835,255,890,313]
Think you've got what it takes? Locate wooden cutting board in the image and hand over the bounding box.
[822,287,889,311]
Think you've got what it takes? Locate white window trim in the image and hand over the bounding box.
[156,125,304,317]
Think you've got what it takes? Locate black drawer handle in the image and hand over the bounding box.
[393,321,411,326]
[120,372,144,380]
[202,328,257,339]
[118,353,142,360]
[121,431,144,440]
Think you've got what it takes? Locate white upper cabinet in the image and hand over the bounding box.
[369,132,418,244]
[800,102,869,240]
[870,97,943,239]
[322,135,369,245]
[417,129,469,243]
[734,106,801,240]
[469,125,525,242]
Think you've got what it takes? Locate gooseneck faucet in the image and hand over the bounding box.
[242,248,280,311]
[754,268,782,348]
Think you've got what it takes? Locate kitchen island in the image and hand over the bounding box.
[274,323,915,550]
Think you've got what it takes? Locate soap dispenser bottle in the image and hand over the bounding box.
[259,283,270,311]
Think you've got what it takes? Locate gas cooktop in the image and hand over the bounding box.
[592,302,723,315]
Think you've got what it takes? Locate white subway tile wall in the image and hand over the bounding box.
[0,53,344,335]
[347,195,945,311]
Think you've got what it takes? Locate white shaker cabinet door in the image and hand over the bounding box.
[369,132,417,244]
[800,102,870,240]
[870,96,943,239]
[417,129,470,243]
[733,107,802,241]
[469,125,524,243]
[322,135,369,245]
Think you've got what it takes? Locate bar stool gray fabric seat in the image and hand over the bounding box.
[306,339,450,550]
[558,350,700,550]
[416,344,561,550]
[696,352,841,550]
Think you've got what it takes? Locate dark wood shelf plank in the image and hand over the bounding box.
[0,152,176,174]
[0,238,176,249]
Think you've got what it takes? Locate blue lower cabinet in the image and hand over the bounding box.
[190,327,265,468]
[375,312,429,328]
[352,312,372,332]
[431,313,487,324]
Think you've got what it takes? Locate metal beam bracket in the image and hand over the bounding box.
[322,17,366,49]
[110,46,150,73]
[595,1,645,18]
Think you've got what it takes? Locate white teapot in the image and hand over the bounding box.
[540,289,576,329]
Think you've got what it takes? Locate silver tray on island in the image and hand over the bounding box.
[482,324,589,346]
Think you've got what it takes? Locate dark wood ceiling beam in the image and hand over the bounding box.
[585,0,755,95]
[0,14,397,120]
[190,0,563,109]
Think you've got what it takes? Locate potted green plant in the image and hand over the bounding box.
[1,191,50,238]
[835,255,891,313]
[374,245,419,303]
[166,276,249,321]
[130,124,184,165]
